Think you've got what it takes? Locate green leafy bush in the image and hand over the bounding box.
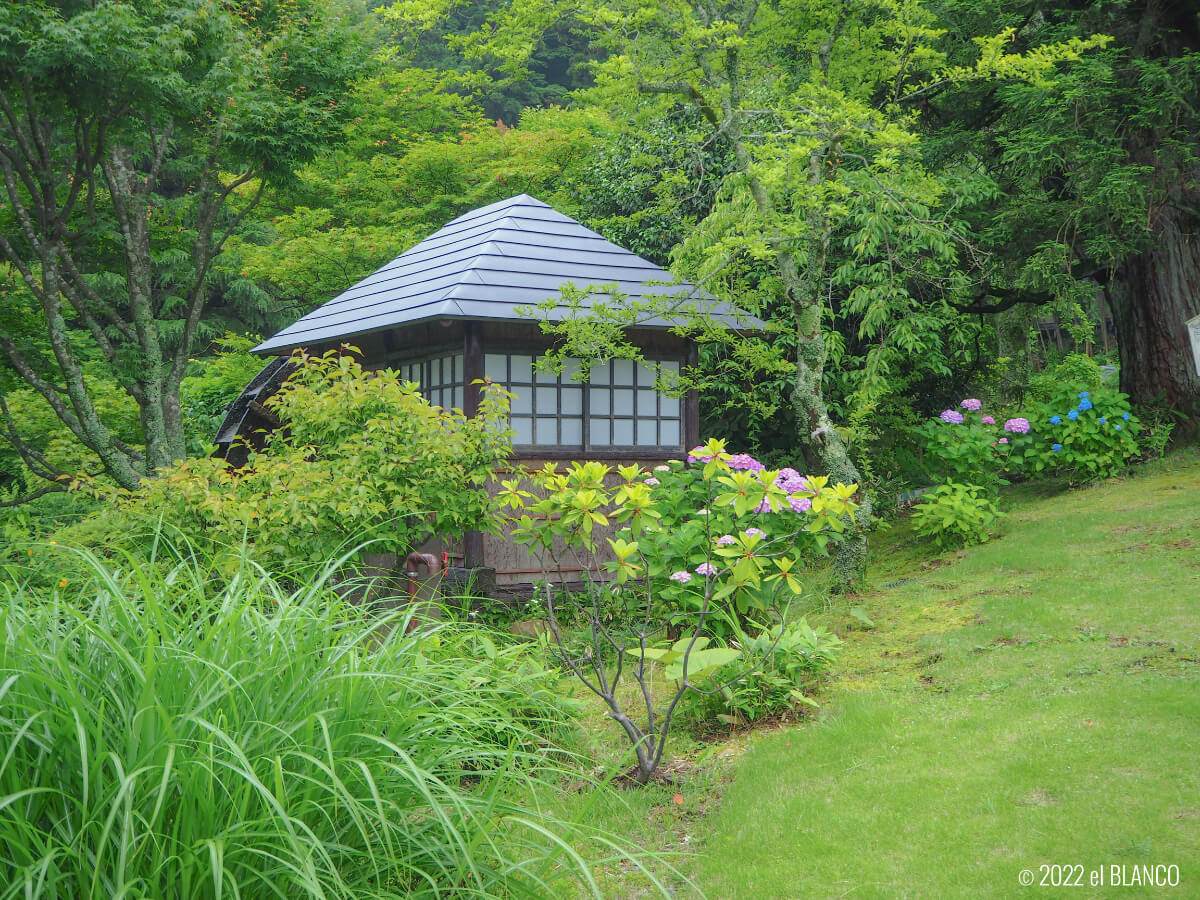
[911,481,1003,549]
[913,399,1010,494]
[115,349,512,573]
[679,619,843,731]
[497,440,859,783]
[0,545,658,898]
[1025,353,1106,403]
[1008,383,1142,481]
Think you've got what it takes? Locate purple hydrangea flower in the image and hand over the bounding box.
[716,534,737,546]
[788,496,813,513]
[754,498,772,513]
[695,562,718,576]
[1004,417,1031,434]
[687,446,713,463]
[960,398,982,411]
[981,416,995,425]
[774,468,814,495]
[644,477,660,486]
[745,528,765,538]
[940,409,965,424]
[728,453,765,472]
[669,570,693,584]
[999,437,1009,444]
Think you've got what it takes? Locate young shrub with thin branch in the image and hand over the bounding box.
[497,439,858,784]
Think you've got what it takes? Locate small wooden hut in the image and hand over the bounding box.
[217,194,760,586]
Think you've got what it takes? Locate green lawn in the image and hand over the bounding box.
[692,454,1200,898]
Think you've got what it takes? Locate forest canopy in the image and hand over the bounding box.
[2,0,1197,515]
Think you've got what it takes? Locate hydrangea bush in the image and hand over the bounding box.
[1007,383,1142,481]
[915,398,1012,493]
[495,438,858,784]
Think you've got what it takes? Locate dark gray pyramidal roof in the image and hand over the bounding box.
[254,194,761,353]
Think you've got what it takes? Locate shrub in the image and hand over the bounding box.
[679,618,843,731]
[1025,352,1106,403]
[911,481,1003,549]
[0,546,659,898]
[913,398,1010,494]
[1008,382,1142,481]
[497,439,860,783]
[116,349,512,573]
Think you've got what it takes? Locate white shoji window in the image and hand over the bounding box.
[484,353,682,449]
[396,353,463,411]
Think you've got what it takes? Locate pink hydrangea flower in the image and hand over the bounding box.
[999,437,1009,444]
[981,415,995,425]
[1003,417,1030,434]
[716,535,737,546]
[960,398,982,411]
[695,562,717,576]
[669,570,692,583]
[774,468,811,494]
[728,453,765,472]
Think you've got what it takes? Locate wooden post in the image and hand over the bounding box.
[685,342,700,451]
[462,322,486,568]
[463,322,484,417]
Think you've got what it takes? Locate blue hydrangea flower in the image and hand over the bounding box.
[1122,412,1130,421]
[1068,409,1079,421]
[1099,417,1107,424]
[1052,443,1063,452]
[1078,398,1093,411]
[1116,424,1123,431]
[1078,391,1090,399]
[1049,415,1062,425]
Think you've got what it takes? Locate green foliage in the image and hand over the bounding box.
[497,439,859,782]
[235,67,610,311]
[119,350,512,573]
[913,401,1010,494]
[625,636,742,682]
[178,334,268,455]
[499,440,859,633]
[0,0,370,486]
[1025,353,1106,404]
[679,618,843,731]
[1010,383,1142,482]
[911,481,1002,549]
[0,543,655,898]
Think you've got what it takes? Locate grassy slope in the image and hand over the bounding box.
[694,454,1200,898]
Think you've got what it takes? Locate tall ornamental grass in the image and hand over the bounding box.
[0,548,662,898]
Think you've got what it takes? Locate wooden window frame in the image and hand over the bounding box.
[476,344,686,455]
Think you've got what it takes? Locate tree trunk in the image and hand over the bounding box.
[1109,203,1200,443]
